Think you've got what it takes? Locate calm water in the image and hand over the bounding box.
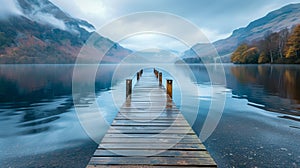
[0,64,299,167]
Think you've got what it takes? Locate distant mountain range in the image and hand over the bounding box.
[1,1,300,64]
[0,0,131,64]
[182,3,300,63]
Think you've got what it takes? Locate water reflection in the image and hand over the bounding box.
[0,65,117,168]
[1,64,300,168]
[228,65,300,116]
[187,64,300,168]
[0,65,115,124]
[0,65,73,102]
[0,65,118,160]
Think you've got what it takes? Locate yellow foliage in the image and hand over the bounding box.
[285,24,300,58]
[258,52,269,63]
[231,45,259,64]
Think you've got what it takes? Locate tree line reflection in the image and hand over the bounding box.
[229,65,300,116]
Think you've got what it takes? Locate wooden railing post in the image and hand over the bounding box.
[137,72,140,81]
[153,68,158,78]
[140,69,143,76]
[166,79,172,99]
[159,72,162,86]
[126,79,132,99]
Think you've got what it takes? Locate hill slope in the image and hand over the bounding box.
[183,3,300,63]
[0,0,131,64]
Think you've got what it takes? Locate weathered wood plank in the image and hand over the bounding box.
[115,116,181,120]
[98,143,207,150]
[93,149,211,157]
[101,137,201,144]
[114,117,184,120]
[103,134,199,139]
[106,130,194,134]
[112,120,188,124]
[89,157,216,166]
[118,111,180,114]
[115,113,182,117]
[111,123,189,126]
[107,126,191,130]
[87,166,217,168]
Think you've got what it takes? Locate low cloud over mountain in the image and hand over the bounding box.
[0,0,131,64]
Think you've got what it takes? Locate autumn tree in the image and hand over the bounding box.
[231,44,259,64]
[258,52,269,63]
[242,47,259,63]
[231,25,300,64]
[231,44,248,63]
[285,24,300,58]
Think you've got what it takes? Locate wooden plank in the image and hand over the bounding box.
[112,120,187,123]
[106,130,194,134]
[111,122,188,126]
[107,126,191,130]
[87,165,217,168]
[93,149,211,157]
[125,100,171,103]
[115,116,182,120]
[103,134,199,139]
[111,123,190,126]
[98,143,207,150]
[89,157,216,166]
[118,110,180,114]
[114,118,184,121]
[114,116,184,120]
[118,109,180,112]
[116,114,182,117]
[101,137,201,144]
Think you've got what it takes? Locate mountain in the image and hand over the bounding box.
[0,0,131,64]
[182,3,300,63]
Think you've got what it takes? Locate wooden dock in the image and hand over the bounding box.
[87,69,217,167]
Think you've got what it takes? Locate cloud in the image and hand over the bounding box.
[0,0,23,19]
[50,0,113,28]
[32,12,67,30]
[98,12,209,46]
[119,34,189,52]
[200,28,232,42]
[49,0,299,52]
[16,0,68,31]
[99,0,296,35]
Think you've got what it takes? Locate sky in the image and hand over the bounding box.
[47,0,300,52]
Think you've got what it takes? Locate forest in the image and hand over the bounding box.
[231,24,300,64]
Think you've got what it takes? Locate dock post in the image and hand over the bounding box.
[159,72,162,86]
[167,79,172,98]
[140,69,143,76]
[126,79,132,99]
[137,72,140,81]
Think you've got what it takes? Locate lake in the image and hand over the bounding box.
[0,64,299,168]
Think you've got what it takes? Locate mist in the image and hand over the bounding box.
[30,12,67,30]
[0,0,22,19]
[0,0,68,31]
